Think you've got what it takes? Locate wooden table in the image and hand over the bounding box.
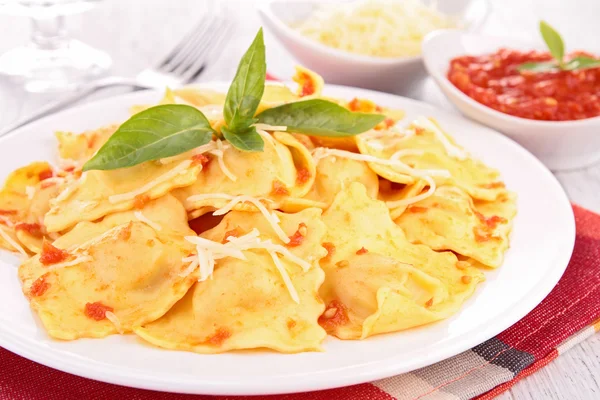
[0,0,598,398]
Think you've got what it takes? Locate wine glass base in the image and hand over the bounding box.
[0,39,112,93]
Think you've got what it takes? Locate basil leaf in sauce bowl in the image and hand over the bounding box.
[563,56,600,71]
[256,99,385,137]
[539,20,565,67]
[83,104,214,171]
[517,61,559,73]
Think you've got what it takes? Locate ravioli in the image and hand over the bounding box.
[0,162,58,254]
[44,158,201,232]
[18,195,197,340]
[55,124,118,164]
[300,155,379,209]
[174,132,316,218]
[394,186,516,268]
[135,207,327,353]
[356,118,506,201]
[319,183,484,339]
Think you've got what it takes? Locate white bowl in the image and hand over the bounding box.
[422,30,600,171]
[258,0,490,93]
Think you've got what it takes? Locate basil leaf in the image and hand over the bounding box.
[221,126,264,152]
[540,21,565,66]
[517,61,559,72]
[83,104,214,171]
[563,56,600,71]
[256,99,386,137]
[223,28,266,133]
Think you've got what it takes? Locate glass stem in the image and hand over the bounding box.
[30,16,67,50]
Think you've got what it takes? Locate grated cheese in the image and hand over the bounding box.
[294,0,456,58]
[104,311,124,333]
[0,216,14,228]
[254,123,287,132]
[25,186,36,200]
[159,141,217,165]
[208,139,237,181]
[312,146,448,207]
[385,175,437,208]
[44,255,93,272]
[412,117,468,160]
[188,194,289,244]
[312,147,450,178]
[0,225,28,256]
[134,211,162,231]
[184,229,310,303]
[108,160,192,204]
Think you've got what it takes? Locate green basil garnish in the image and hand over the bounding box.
[221,28,266,152]
[221,126,264,152]
[257,99,385,137]
[518,21,600,73]
[83,28,388,171]
[539,21,564,67]
[563,56,600,71]
[83,104,214,171]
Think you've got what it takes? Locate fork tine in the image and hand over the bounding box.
[175,19,233,83]
[183,23,234,83]
[156,16,215,72]
[169,17,225,77]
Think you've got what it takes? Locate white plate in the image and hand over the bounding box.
[0,84,575,396]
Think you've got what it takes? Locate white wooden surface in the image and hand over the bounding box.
[0,0,599,398]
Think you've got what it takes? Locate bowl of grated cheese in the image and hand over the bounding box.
[258,0,490,93]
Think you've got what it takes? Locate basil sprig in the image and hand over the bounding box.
[83,104,214,171]
[84,28,386,170]
[257,99,385,136]
[518,21,600,73]
[221,28,266,151]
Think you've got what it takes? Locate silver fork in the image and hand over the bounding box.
[1,15,233,136]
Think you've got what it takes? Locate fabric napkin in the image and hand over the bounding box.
[1,204,599,399]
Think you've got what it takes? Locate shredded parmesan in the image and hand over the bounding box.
[184,229,310,303]
[41,176,66,186]
[25,186,36,200]
[412,117,468,160]
[385,175,437,208]
[0,226,28,256]
[268,251,300,303]
[312,147,450,178]
[208,139,237,181]
[294,0,457,58]
[159,141,217,165]
[188,194,289,244]
[44,255,93,272]
[134,211,162,231]
[54,183,76,203]
[254,123,287,132]
[312,146,448,207]
[0,216,14,228]
[108,160,192,204]
[104,311,124,333]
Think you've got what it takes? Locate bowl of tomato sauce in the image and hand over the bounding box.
[422,30,600,170]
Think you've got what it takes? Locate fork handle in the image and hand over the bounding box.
[0,77,145,137]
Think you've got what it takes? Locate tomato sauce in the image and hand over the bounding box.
[448,49,600,121]
[287,223,307,247]
[84,302,113,321]
[318,300,350,331]
[40,241,69,265]
[15,222,43,238]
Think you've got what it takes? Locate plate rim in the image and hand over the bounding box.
[0,84,575,395]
